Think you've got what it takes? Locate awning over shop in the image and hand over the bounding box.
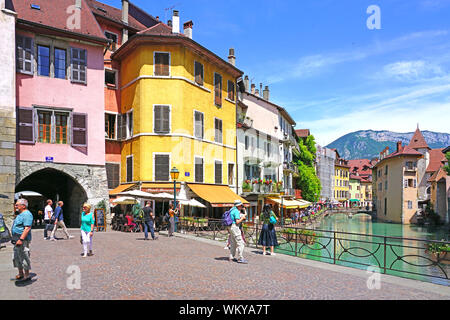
[349,199,360,202]
[141,183,181,192]
[109,184,136,195]
[187,184,249,207]
[267,197,310,209]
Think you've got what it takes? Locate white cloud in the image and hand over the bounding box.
[376,60,444,81]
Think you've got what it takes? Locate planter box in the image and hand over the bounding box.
[252,184,260,193]
[427,251,450,265]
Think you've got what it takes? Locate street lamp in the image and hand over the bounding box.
[280,191,285,226]
[170,167,180,210]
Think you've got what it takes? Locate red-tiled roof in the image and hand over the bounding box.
[408,128,430,150]
[348,159,372,176]
[428,167,447,183]
[137,22,174,35]
[426,148,446,173]
[349,174,362,181]
[13,0,106,41]
[85,0,150,31]
[295,129,310,138]
[374,144,422,167]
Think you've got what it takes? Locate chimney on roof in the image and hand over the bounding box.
[156,16,160,21]
[228,48,236,66]
[244,76,249,92]
[397,141,402,152]
[183,20,193,39]
[167,20,172,27]
[122,0,129,43]
[255,89,260,97]
[251,83,255,94]
[172,10,180,34]
[260,83,263,96]
[121,0,129,24]
[263,86,270,101]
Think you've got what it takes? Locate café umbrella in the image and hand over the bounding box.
[112,197,138,205]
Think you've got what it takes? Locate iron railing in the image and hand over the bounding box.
[175,218,450,286]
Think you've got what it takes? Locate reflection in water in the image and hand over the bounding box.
[279,214,450,286]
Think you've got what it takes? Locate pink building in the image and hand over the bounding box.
[12,0,110,226]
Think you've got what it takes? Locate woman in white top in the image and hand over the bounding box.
[43,199,54,240]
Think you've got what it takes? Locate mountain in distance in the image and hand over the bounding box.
[326,130,450,160]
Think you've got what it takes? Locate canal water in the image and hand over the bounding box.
[276,213,450,286]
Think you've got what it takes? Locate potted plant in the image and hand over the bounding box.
[243,180,252,192]
[252,179,260,193]
[196,218,208,228]
[425,241,450,265]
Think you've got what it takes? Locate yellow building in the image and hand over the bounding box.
[110,17,246,216]
[333,150,350,207]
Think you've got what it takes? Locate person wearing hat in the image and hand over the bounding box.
[228,200,248,264]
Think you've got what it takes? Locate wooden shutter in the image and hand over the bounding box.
[155,53,169,76]
[215,161,222,184]
[155,155,169,181]
[228,81,235,101]
[194,111,203,139]
[154,105,162,133]
[17,107,35,144]
[17,36,33,74]
[215,119,222,143]
[214,73,222,106]
[71,113,87,147]
[106,163,120,189]
[195,61,203,86]
[126,156,133,182]
[195,158,203,183]
[162,106,170,133]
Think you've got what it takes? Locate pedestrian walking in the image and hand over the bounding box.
[11,199,33,281]
[258,204,279,256]
[143,201,157,240]
[43,199,54,240]
[168,203,178,237]
[228,200,248,264]
[50,201,74,241]
[80,203,95,258]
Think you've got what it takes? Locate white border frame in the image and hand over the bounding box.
[213,72,222,108]
[106,161,121,189]
[153,152,172,182]
[193,60,204,86]
[153,51,171,77]
[227,161,236,187]
[153,104,172,135]
[105,67,119,89]
[104,30,119,49]
[105,111,118,141]
[214,117,223,144]
[194,155,205,183]
[126,109,134,139]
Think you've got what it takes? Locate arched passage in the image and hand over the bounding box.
[15,168,88,228]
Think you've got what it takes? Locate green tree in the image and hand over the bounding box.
[444,152,450,175]
[294,135,321,202]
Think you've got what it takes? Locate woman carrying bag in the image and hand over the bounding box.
[80,203,95,258]
[258,204,279,256]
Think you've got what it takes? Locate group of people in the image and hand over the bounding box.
[226,200,279,264]
[9,198,98,282]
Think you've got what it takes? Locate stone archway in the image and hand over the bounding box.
[16,168,88,228]
[16,161,110,227]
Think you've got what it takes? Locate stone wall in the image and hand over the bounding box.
[16,161,110,226]
[0,3,16,227]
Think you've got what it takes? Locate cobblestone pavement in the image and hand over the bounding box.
[1,228,449,300]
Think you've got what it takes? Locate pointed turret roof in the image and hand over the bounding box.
[408,127,430,150]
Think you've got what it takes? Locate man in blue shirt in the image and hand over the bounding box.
[50,201,74,241]
[228,200,248,264]
[11,199,33,281]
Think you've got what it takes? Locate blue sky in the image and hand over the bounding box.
[102,0,450,146]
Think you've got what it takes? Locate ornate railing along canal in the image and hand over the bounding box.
[175,217,450,286]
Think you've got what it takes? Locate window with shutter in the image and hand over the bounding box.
[194,61,204,86]
[71,48,87,84]
[214,73,222,107]
[215,161,222,184]
[228,163,234,186]
[37,45,50,77]
[126,156,133,182]
[227,80,235,101]
[155,154,170,181]
[194,111,204,139]
[154,105,170,134]
[71,113,87,147]
[54,48,67,79]
[106,163,120,189]
[154,52,170,76]
[127,111,133,138]
[215,118,222,143]
[17,107,35,144]
[195,158,204,183]
[16,35,34,75]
